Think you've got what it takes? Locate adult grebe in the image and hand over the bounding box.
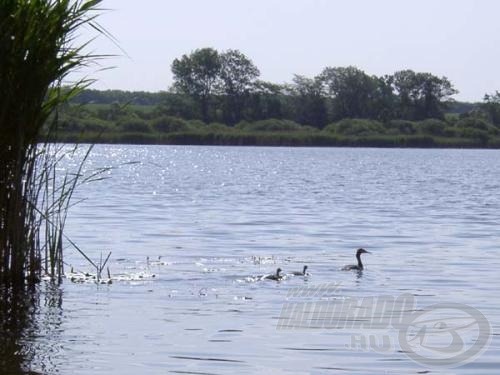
[291,265,309,276]
[264,268,283,280]
[342,248,371,271]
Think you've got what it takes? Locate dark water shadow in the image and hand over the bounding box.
[0,282,63,375]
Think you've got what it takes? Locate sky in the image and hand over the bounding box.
[73,0,500,102]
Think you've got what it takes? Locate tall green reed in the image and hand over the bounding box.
[0,0,105,285]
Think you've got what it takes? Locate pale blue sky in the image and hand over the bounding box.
[76,0,500,101]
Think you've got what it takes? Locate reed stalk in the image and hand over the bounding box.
[0,0,105,285]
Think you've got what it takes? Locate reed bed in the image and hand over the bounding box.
[0,0,104,285]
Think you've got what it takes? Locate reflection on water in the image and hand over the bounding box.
[1,146,500,374]
[0,283,63,374]
[0,285,32,374]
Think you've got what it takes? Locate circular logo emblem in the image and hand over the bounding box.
[398,302,491,367]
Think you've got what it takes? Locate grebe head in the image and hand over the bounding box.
[276,268,282,275]
[356,248,370,256]
[303,265,308,273]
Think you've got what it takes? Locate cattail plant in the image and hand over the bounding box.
[0,0,105,285]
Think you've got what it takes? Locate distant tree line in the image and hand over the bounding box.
[71,47,494,127]
[166,47,462,126]
[62,47,500,147]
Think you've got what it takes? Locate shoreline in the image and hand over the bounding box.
[48,132,500,149]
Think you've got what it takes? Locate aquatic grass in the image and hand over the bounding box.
[0,0,106,285]
[32,143,113,282]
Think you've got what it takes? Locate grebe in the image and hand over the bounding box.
[342,248,370,271]
[291,265,309,276]
[147,256,168,266]
[264,268,283,280]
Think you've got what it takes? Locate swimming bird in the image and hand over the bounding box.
[342,248,371,271]
[147,256,168,266]
[291,265,309,276]
[264,268,283,280]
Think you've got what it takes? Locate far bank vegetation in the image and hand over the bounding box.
[53,48,500,148]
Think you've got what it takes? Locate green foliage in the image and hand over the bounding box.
[443,126,458,137]
[456,117,499,136]
[324,119,385,136]
[53,97,500,149]
[486,137,500,148]
[246,80,285,121]
[447,101,478,114]
[118,118,151,133]
[95,102,131,121]
[151,116,188,132]
[172,48,221,122]
[206,122,233,132]
[156,93,200,119]
[186,119,207,129]
[171,48,261,124]
[385,120,416,135]
[456,117,491,131]
[59,116,84,132]
[416,119,447,135]
[235,119,307,132]
[481,92,500,125]
[219,49,260,124]
[391,70,457,120]
[85,118,113,132]
[289,75,328,128]
[457,128,490,144]
[444,113,459,124]
[71,59,466,129]
[71,89,165,106]
[0,0,104,284]
[319,66,377,120]
[55,51,500,150]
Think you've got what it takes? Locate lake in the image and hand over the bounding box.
[2,145,499,374]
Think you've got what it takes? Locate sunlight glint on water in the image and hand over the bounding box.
[26,146,500,374]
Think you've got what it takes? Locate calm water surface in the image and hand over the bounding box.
[8,146,500,374]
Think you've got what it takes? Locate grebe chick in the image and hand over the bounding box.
[342,248,371,271]
[264,268,283,280]
[148,256,168,266]
[291,265,309,276]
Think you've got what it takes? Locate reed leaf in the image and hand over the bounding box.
[0,0,105,285]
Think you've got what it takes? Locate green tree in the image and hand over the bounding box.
[247,80,285,121]
[171,48,221,123]
[481,91,500,126]
[156,91,200,120]
[391,70,457,120]
[371,75,397,121]
[319,66,377,120]
[290,74,327,128]
[218,49,260,124]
